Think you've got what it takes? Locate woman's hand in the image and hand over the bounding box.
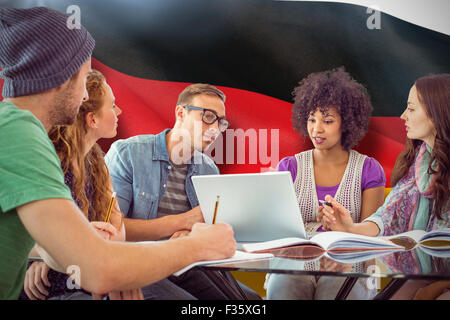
[110,220,126,242]
[90,221,118,240]
[23,261,51,300]
[317,195,355,233]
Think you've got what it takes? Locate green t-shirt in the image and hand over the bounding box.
[0,101,72,300]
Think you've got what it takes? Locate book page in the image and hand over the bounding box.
[311,231,403,250]
[383,230,426,243]
[420,228,450,249]
[382,229,450,249]
[419,246,450,257]
[326,248,402,264]
[419,228,450,244]
[242,237,313,253]
[243,231,404,252]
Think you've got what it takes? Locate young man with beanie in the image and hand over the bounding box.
[0,7,235,300]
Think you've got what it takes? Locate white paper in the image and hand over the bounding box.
[172,250,274,276]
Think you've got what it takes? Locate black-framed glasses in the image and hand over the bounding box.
[183,105,229,132]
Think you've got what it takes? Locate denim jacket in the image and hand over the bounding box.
[104,129,219,220]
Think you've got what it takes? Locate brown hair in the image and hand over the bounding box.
[176,83,226,106]
[48,70,118,224]
[391,74,450,219]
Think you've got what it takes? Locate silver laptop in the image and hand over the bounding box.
[192,171,307,242]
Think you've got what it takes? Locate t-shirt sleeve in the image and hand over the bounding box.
[276,156,297,182]
[361,157,386,191]
[0,114,72,213]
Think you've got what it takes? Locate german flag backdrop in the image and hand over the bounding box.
[1,0,450,186]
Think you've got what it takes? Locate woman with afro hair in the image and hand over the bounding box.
[266,67,386,300]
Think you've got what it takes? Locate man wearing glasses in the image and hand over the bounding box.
[105,84,259,300]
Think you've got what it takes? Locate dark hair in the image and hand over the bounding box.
[177,83,226,106]
[391,73,450,219]
[291,67,373,150]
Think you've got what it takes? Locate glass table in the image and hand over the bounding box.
[201,246,450,300]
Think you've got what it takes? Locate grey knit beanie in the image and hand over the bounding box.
[0,7,95,97]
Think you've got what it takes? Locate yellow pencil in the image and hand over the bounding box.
[104,192,117,223]
[212,195,220,224]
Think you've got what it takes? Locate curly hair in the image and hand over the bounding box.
[48,70,118,224]
[291,67,373,150]
[391,73,450,219]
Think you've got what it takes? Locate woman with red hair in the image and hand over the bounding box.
[20,70,140,300]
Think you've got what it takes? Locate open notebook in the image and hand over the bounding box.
[172,250,273,277]
[134,241,273,276]
[242,229,450,257]
[242,231,404,253]
[269,246,399,265]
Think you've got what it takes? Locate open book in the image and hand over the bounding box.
[172,250,273,276]
[383,228,450,254]
[265,244,402,264]
[242,231,405,254]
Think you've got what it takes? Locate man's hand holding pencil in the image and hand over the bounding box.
[187,222,236,261]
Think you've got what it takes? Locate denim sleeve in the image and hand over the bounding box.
[202,153,220,175]
[105,141,134,217]
[210,162,220,175]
